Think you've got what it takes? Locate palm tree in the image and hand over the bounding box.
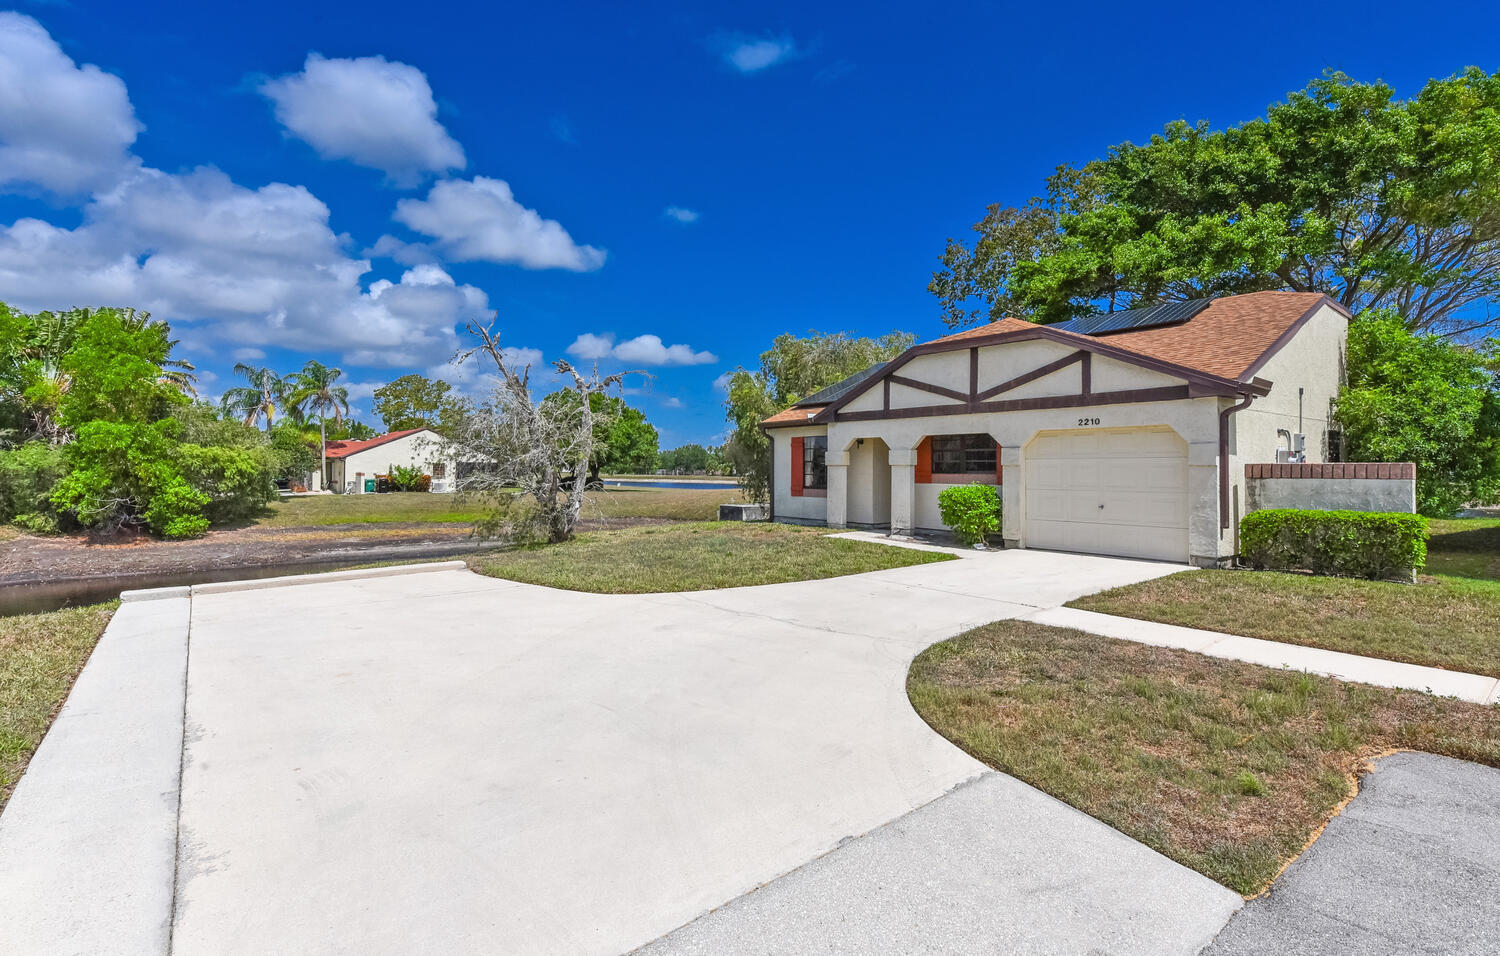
[117,307,198,397]
[287,360,350,491]
[219,364,284,430]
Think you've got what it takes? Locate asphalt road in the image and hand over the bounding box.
[1204,751,1500,955]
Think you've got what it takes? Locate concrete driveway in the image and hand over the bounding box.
[1,548,1244,954]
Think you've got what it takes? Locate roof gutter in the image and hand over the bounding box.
[1218,391,1257,531]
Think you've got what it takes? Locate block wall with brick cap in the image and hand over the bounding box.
[1244,462,1417,513]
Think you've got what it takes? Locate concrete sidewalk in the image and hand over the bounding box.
[1027,606,1500,705]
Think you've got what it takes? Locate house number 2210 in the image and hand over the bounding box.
[1077,417,1101,426]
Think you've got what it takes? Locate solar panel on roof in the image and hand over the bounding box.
[795,361,889,407]
[1053,298,1211,337]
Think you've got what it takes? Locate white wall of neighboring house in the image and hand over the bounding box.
[328,430,458,494]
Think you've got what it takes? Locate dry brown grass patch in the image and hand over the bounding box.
[908,619,1500,896]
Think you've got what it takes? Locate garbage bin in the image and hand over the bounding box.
[364,477,376,493]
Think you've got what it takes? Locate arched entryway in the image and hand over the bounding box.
[844,437,891,528]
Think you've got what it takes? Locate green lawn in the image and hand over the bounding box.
[908,620,1500,897]
[1070,516,1500,677]
[1,603,115,812]
[254,486,739,528]
[469,522,952,593]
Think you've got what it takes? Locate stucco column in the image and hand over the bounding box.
[1187,441,1220,567]
[1000,446,1023,546]
[889,447,917,535]
[825,450,849,529]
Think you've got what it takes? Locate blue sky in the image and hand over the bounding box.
[2,1,1498,446]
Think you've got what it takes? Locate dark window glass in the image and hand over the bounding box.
[931,434,997,475]
[803,436,828,490]
[1326,430,1343,463]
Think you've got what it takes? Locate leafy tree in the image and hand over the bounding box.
[659,443,712,473]
[220,364,286,431]
[372,373,468,434]
[269,421,321,482]
[324,419,378,441]
[57,307,184,428]
[541,390,658,481]
[723,330,915,502]
[287,360,350,490]
[1334,313,1500,516]
[935,68,1500,335]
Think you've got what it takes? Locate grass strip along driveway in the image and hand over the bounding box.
[470,522,952,593]
[908,620,1500,897]
[0,603,114,812]
[1070,516,1500,678]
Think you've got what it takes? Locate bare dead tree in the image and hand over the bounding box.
[449,321,639,544]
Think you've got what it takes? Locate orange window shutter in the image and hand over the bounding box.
[995,443,1003,485]
[915,437,932,484]
[790,436,804,496]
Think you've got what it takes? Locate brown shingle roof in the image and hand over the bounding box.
[1087,291,1332,379]
[762,405,827,427]
[929,292,1335,380]
[759,292,1342,427]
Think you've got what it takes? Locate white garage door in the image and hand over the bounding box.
[1024,428,1189,562]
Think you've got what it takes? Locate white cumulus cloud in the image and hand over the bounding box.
[663,206,699,223]
[566,332,716,367]
[715,33,799,74]
[0,12,141,195]
[260,53,465,186]
[393,177,605,271]
[0,166,492,368]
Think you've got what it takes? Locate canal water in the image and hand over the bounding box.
[603,480,737,490]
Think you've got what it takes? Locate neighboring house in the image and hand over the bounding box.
[320,427,458,494]
[762,291,1349,567]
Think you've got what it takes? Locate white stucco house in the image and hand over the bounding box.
[319,427,458,494]
[762,291,1351,567]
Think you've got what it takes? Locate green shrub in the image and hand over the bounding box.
[176,443,275,523]
[51,420,211,538]
[1239,509,1428,581]
[0,442,66,533]
[388,463,430,492]
[938,483,1001,546]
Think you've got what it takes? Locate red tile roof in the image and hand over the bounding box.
[323,428,430,460]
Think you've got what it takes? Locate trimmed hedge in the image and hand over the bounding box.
[1239,509,1428,581]
[938,483,1001,546]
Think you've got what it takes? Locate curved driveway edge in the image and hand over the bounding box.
[635,772,1243,955]
[0,597,191,956]
[1205,752,1500,955]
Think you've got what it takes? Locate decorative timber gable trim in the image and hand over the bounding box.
[809,325,1270,425]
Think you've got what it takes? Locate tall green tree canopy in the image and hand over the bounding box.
[540,390,659,480]
[372,373,469,434]
[934,68,1500,336]
[1334,314,1500,515]
[722,330,916,502]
